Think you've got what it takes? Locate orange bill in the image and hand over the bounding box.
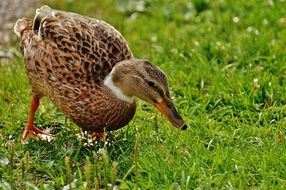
[155,100,188,130]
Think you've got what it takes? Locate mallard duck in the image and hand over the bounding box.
[14,5,188,140]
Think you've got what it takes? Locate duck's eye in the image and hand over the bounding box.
[147,81,155,87]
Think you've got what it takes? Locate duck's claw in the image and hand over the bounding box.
[21,124,54,143]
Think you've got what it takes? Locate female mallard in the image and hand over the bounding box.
[14,5,188,140]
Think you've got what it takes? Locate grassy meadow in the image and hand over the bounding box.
[1,0,286,189]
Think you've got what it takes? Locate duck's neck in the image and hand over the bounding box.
[104,74,134,104]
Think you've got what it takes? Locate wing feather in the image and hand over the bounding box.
[34,6,133,82]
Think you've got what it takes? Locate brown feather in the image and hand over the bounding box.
[16,5,136,132]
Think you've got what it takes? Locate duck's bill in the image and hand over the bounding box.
[155,100,188,130]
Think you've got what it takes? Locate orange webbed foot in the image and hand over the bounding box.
[92,132,105,141]
[21,124,53,142]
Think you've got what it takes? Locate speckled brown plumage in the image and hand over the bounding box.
[16,6,136,132]
[15,6,188,140]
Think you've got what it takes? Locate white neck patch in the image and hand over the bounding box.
[104,74,134,104]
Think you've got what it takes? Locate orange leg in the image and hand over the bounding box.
[92,132,105,141]
[22,97,51,141]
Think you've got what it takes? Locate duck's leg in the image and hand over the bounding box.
[92,132,104,141]
[22,97,51,140]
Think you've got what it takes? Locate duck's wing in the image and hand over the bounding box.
[34,5,133,81]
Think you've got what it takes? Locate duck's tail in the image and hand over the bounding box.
[33,5,53,33]
[14,5,53,38]
[14,18,32,38]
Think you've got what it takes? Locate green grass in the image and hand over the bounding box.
[1,0,286,189]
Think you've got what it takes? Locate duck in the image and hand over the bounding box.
[14,5,188,141]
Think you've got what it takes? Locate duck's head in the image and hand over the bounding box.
[104,59,188,130]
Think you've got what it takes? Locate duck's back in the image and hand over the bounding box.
[35,6,131,82]
[16,6,136,132]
